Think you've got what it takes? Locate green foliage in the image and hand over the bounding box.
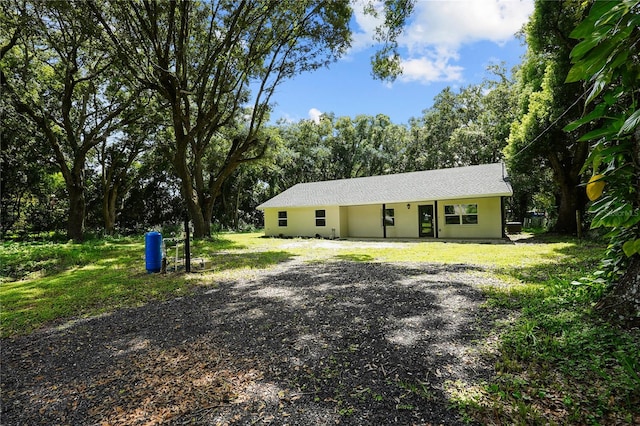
[564,0,640,279]
[273,113,410,188]
[452,240,639,425]
[88,0,415,238]
[363,0,415,82]
[1,1,147,241]
[407,78,513,172]
[0,103,67,235]
[486,290,640,424]
[505,0,590,232]
[1,1,416,239]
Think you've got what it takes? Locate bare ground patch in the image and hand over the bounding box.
[2,260,507,425]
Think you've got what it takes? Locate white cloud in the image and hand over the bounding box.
[308,108,323,124]
[349,0,385,52]
[278,113,297,124]
[399,55,464,84]
[401,0,533,53]
[350,0,534,85]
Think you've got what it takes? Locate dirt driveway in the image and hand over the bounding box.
[2,259,506,425]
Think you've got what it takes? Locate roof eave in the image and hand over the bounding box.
[257,191,513,210]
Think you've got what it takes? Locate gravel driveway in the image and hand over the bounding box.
[2,259,506,425]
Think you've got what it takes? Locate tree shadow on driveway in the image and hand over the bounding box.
[2,261,502,425]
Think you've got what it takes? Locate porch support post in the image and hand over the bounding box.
[434,200,439,239]
[501,197,507,238]
[382,203,387,238]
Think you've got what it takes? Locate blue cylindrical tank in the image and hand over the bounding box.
[145,231,163,273]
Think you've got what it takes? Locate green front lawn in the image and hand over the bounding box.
[0,232,604,337]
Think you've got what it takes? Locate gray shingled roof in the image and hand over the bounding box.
[257,163,513,209]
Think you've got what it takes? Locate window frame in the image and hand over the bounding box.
[384,208,395,226]
[278,211,287,227]
[443,203,478,225]
[444,205,460,224]
[315,209,326,227]
[461,204,478,224]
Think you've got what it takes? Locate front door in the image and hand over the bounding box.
[419,205,434,237]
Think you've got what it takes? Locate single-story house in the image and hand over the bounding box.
[257,162,513,240]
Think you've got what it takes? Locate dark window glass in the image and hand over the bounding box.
[445,216,461,225]
[278,211,287,227]
[462,215,478,224]
[444,204,478,225]
[384,208,395,226]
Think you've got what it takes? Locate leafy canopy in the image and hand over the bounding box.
[565,0,640,275]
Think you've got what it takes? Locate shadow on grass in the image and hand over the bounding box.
[0,235,249,283]
[191,235,248,252]
[334,253,375,262]
[204,251,293,272]
[0,247,294,337]
[2,261,495,425]
[510,231,605,246]
[496,238,604,291]
[0,240,142,282]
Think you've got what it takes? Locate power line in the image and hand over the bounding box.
[510,86,590,160]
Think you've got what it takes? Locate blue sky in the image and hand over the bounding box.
[271,0,534,125]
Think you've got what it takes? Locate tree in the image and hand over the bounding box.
[565,0,640,325]
[327,114,406,179]
[96,115,153,235]
[270,112,409,189]
[405,88,460,171]
[0,99,67,236]
[404,72,515,174]
[505,0,590,233]
[1,1,143,241]
[91,0,412,238]
[116,143,185,234]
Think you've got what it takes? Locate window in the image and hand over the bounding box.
[461,204,478,224]
[444,204,478,225]
[315,209,326,227]
[444,205,460,224]
[278,211,287,227]
[384,208,395,226]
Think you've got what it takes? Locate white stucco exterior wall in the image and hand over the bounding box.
[263,206,343,238]
[346,204,382,238]
[435,197,504,239]
[261,196,505,239]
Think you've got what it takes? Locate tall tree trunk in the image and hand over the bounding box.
[234,188,241,231]
[200,193,216,238]
[547,138,589,234]
[67,183,85,242]
[64,156,88,242]
[103,185,118,235]
[554,180,581,234]
[179,180,209,239]
[172,173,211,237]
[191,206,209,238]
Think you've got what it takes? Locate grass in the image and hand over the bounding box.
[0,234,292,336]
[1,231,638,424]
